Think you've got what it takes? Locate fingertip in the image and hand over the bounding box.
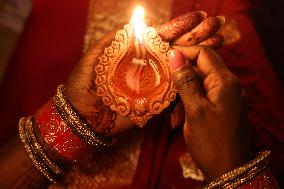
[216,16,226,25]
[168,50,186,72]
[198,11,207,19]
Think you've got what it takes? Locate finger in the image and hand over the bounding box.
[156,11,207,42]
[172,16,225,46]
[171,101,185,129]
[169,50,205,104]
[198,33,224,49]
[173,45,227,77]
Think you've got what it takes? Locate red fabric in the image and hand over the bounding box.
[0,0,89,144]
[0,0,284,188]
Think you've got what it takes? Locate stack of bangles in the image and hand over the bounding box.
[19,85,277,188]
[203,150,277,188]
[18,84,114,183]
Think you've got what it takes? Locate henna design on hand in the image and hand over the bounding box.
[83,99,117,136]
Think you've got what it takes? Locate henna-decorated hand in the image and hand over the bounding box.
[65,11,224,136]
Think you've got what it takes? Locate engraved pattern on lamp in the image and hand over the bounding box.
[95,22,177,126]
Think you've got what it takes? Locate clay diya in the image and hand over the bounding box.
[95,7,177,126]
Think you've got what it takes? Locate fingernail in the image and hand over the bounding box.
[216,16,226,25]
[198,11,207,19]
[168,50,186,71]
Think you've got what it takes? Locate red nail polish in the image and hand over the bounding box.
[169,50,186,71]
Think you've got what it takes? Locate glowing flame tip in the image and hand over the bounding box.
[132,6,147,44]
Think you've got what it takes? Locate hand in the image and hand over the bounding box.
[64,11,224,136]
[168,47,250,181]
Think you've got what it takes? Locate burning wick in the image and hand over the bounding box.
[126,6,147,94]
[126,6,161,94]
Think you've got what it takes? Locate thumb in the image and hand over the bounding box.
[169,50,204,106]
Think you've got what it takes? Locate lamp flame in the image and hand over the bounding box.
[132,6,147,44]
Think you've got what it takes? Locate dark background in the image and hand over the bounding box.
[250,0,284,85]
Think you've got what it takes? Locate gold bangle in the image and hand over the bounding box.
[203,150,271,189]
[223,162,268,188]
[54,84,114,148]
[18,117,59,183]
[25,116,65,176]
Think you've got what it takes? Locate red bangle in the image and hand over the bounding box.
[34,99,88,162]
[239,170,279,189]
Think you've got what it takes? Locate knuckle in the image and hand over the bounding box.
[204,74,219,90]
[222,73,239,86]
[222,73,243,96]
[199,45,213,54]
[174,69,197,89]
[188,101,209,118]
[228,75,241,90]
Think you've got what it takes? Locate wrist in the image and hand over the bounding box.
[205,148,250,181]
[34,98,89,162]
[202,151,273,188]
[19,84,115,183]
[64,85,117,136]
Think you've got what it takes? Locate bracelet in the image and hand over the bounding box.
[19,117,65,183]
[203,150,271,189]
[54,84,114,148]
[19,84,116,182]
[25,116,65,176]
[222,161,268,188]
[84,99,117,136]
[34,99,88,161]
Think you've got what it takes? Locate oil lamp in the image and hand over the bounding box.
[95,6,176,127]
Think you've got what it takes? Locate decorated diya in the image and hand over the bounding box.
[95,7,177,127]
